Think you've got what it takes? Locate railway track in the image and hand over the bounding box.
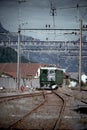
[0,91,46,130]
[0,90,79,130]
[1,88,85,130]
[2,90,66,130]
[52,90,66,130]
[7,91,46,130]
[0,92,44,103]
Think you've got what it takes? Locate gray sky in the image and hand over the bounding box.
[0,0,87,41]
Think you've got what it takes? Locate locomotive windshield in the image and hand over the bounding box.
[47,69,55,81]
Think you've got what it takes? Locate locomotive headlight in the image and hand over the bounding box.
[51,84,57,89]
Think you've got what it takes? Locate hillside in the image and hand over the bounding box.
[0,22,39,42]
[0,22,87,73]
[0,46,29,63]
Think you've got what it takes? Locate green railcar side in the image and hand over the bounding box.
[55,69,64,85]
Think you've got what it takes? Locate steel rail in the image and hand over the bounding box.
[7,91,46,130]
[52,90,66,130]
[0,92,44,103]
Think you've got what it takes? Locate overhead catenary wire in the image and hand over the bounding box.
[57,3,87,10]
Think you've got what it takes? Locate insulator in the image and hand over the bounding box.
[72,32,74,34]
[46,24,47,28]
[75,32,77,35]
[83,25,85,28]
[76,4,79,8]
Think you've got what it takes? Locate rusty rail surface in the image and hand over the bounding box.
[0,90,71,130]
[7,91,46,130]
[52,90,66,130]
[0,92,44,103]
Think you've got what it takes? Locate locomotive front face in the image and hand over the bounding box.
[40,68,57,88]
[39,67,64,89]
[40,68,56,82]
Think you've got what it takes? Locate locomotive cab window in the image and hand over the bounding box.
[47,69,55,81]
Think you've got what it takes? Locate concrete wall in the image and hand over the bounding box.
[0,77,17,89]
[0,77,40,90]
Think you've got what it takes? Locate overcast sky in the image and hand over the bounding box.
[0,0,87,41]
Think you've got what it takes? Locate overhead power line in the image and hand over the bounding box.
[57,4,87,10]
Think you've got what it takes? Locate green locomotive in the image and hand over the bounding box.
[39,66,64,89]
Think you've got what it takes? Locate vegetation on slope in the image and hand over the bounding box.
[0,46,29,63]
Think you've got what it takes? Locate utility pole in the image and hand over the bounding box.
[50,1,57,39]
[17,25,21,89]
[79,19,82,91]
[17,0,26,90]
[50,0,57,28]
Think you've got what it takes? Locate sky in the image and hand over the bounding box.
[0,0,87,41]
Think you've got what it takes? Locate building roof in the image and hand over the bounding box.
[0,63,46,78]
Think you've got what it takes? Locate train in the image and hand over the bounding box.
[39,66,65,90]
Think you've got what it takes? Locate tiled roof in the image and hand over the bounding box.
[0,63,46,78]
